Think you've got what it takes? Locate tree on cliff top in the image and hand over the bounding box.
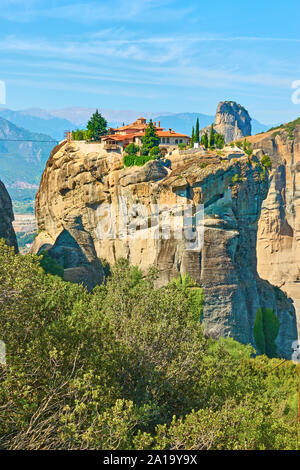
[87,110,107,140]
[209,124,215,148]
[141,119,160,154]
[201,132,208,149]
[194,118,200,143]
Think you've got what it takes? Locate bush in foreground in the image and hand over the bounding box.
[0,240,298,450]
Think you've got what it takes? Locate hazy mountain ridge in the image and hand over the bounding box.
[0,108,75,141]
[0,116,55,201]
[0,107,272,140]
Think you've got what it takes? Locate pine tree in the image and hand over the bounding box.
[141,119,160,154]
[87,109,107,140]
[195,118,200,143]
[209,124,215,148]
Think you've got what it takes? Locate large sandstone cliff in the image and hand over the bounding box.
[200,101,252,144]
[248,122,300,331]
[32,141,297,358]
[0,179,18,252]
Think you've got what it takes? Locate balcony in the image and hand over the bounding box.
[104,143,120,151]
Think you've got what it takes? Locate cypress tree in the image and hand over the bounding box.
[201,132,208,149]
[195,118,200,143]
[209,124,215,148]
[191,126,195,145]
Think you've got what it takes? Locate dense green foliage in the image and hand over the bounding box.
[261,154,272,168]
[254,308,280,358]
[0,240,298,450]
[124,143,139,155]
[71,129,92,140]
[87,109,108,140]
[39,250,64,278]
[214,133,225,149]
[141,119,160,154]
[123,142,161,167]
[201,132,208,148]
[123,154,153,167]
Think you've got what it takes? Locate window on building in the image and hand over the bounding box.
[175,139,178,144]
[167,138,170,143]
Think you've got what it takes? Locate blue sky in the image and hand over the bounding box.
[0,0,300,123]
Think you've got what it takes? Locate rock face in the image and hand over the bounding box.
[33,141,298,358]
[201,101,252,143]
[0,179,18,251]
[247,123,300,332]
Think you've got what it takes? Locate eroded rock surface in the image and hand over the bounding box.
[0,179,18,252]
[248,124,300,332]
[32,141,298,357]
[201,101,252,143]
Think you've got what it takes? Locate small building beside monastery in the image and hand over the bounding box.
[101,117,190,150]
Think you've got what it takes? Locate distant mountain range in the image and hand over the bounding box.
[0,108,75,141]
[0,116,55,202]
[0,107,272,141]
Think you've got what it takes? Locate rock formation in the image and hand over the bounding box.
[247,121,300,332]
[201,101,252,143]
[0,179,18,252]
[32,141,298,358]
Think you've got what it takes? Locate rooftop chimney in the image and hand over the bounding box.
[158,121,161,127]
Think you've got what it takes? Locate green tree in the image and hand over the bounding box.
[124,143,139,155]
[87,109,107,140]
[201,132,208,149]
[209,124,215,148]
[141,120,160,154]
[215,133,225,149]
[191,126,195,146]
[195,118,200,143]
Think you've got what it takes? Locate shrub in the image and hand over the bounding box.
[72,129,92,141]
[39,251,64,278]
[254,308,280,358]
[261,154,272,168]
[125,143,139,155]
[232,174,239,184]
[149,146,162,158]
[123,154,136,167]
[243,140,253,157]
[0,243,298,450]
[215,133,225,149]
